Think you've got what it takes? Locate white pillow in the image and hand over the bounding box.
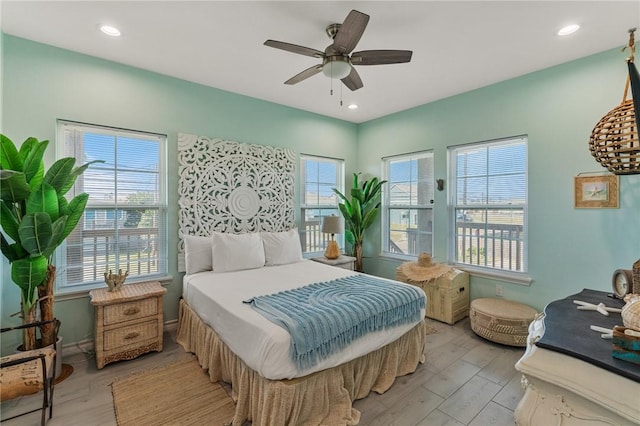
[212,232,265,273]
[184,235,213,274]
[261,228,303,266]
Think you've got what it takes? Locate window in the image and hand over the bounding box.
[55,121,167,293]
[382,152,434,258]
[300,155,344,255]
[449,136,527,273]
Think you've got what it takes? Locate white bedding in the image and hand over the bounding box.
[183,259,425,380]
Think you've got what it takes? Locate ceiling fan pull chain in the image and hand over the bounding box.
[340,83,343,106]
[330,70,334,96]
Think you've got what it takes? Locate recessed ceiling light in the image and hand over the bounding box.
[347,104,359,110]
[100,25,121,37]
[557,24,580,36]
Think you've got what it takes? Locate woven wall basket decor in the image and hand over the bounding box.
[589,96,640,175]
[589,31,640,175]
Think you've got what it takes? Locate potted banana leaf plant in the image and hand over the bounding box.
[333,173,386,272]
[0,134,102,350]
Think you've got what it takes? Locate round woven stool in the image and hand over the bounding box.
[469,298,538,347]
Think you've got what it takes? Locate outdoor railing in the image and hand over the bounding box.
[389,221,524,272]
[300,220,331,253]
[456,221,524,271]
[69,227,159,283]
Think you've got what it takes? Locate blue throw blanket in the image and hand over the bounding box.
[243,275,425,370]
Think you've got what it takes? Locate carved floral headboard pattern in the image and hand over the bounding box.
[177,133,296,272]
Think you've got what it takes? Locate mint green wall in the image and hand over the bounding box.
[358,48,640,310]
[2,35,639,352]
[0,35,358,351]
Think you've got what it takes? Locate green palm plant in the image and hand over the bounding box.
[333,173,386,272]
[0,134,102,350]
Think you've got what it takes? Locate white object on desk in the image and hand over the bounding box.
[573,300,622,316]
[589,325,613,339]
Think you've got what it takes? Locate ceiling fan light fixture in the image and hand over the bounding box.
[322,57,351,79]
[347,103,359,110]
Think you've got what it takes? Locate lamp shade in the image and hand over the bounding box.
[322,58,352,79]
[322,215,344,235]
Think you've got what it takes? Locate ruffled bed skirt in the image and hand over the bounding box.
[176,299,427,426]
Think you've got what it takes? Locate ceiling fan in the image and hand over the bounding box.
[264,9,412,91]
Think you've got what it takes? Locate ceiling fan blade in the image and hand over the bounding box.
[351,50,413,65]
[264,40,324,58]
[341,67,363,91]
[332,10,369,54]
[284,64,324,85]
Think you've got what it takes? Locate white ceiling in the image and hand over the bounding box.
[2,1,639,123]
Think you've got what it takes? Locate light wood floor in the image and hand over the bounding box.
[1,317,525,426]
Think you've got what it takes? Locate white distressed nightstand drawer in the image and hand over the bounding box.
[103,320,158,351]
[103,298,157,325]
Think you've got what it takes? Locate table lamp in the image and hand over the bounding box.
[322,215,344,260]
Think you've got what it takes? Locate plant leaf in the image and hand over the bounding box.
[22,139,48,185]
[11,255,48,311]
[0,233,18,262]
[350,187,364,203]
[351,199,362,229]
[18,212,53,255]
[352,173,359,189]
[0,134,23,171]
[332,187,349,203]
[44,157,75,195]
[361,208,380,230]
[363,178,373,200]
[0,169,31,203]
[344,229,355,245]
[338,203,353,228]
[26,182,59,221]
[0,200,20,242]
[58,195,69,216]
[59,193,88,242]
[43,215,68,259]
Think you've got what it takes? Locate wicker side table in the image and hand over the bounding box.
[89,281,166,369]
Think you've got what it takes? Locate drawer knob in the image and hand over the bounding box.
[124,307,141,315]
[124,331,140,340]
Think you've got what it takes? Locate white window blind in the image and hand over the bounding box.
[55,121,168,292]
[300,155,344,254]
[382,151,434,258]
[449,136,527,272]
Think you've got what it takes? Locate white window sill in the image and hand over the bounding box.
[451,264,532,286]
[379,252,451,264]
[378,252,419,263]
[55,275,174,301]
[377,254,532,286]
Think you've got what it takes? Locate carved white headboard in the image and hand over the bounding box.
[177,133,296,272]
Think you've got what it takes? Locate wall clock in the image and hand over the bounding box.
[612,269,634,298]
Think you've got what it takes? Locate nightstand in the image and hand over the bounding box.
[89,281,166,369]
[310,255,357,271]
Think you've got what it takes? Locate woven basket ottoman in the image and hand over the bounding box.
[470,298,538,347]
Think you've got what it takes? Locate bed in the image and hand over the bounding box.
[514,290,640,426]
[175,135,427,425]
[177,253,427,425]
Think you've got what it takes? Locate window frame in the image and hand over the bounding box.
[299,154,345,256]
[381,150,435,260]
[447,135,530,283]
[54,120,169,294]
